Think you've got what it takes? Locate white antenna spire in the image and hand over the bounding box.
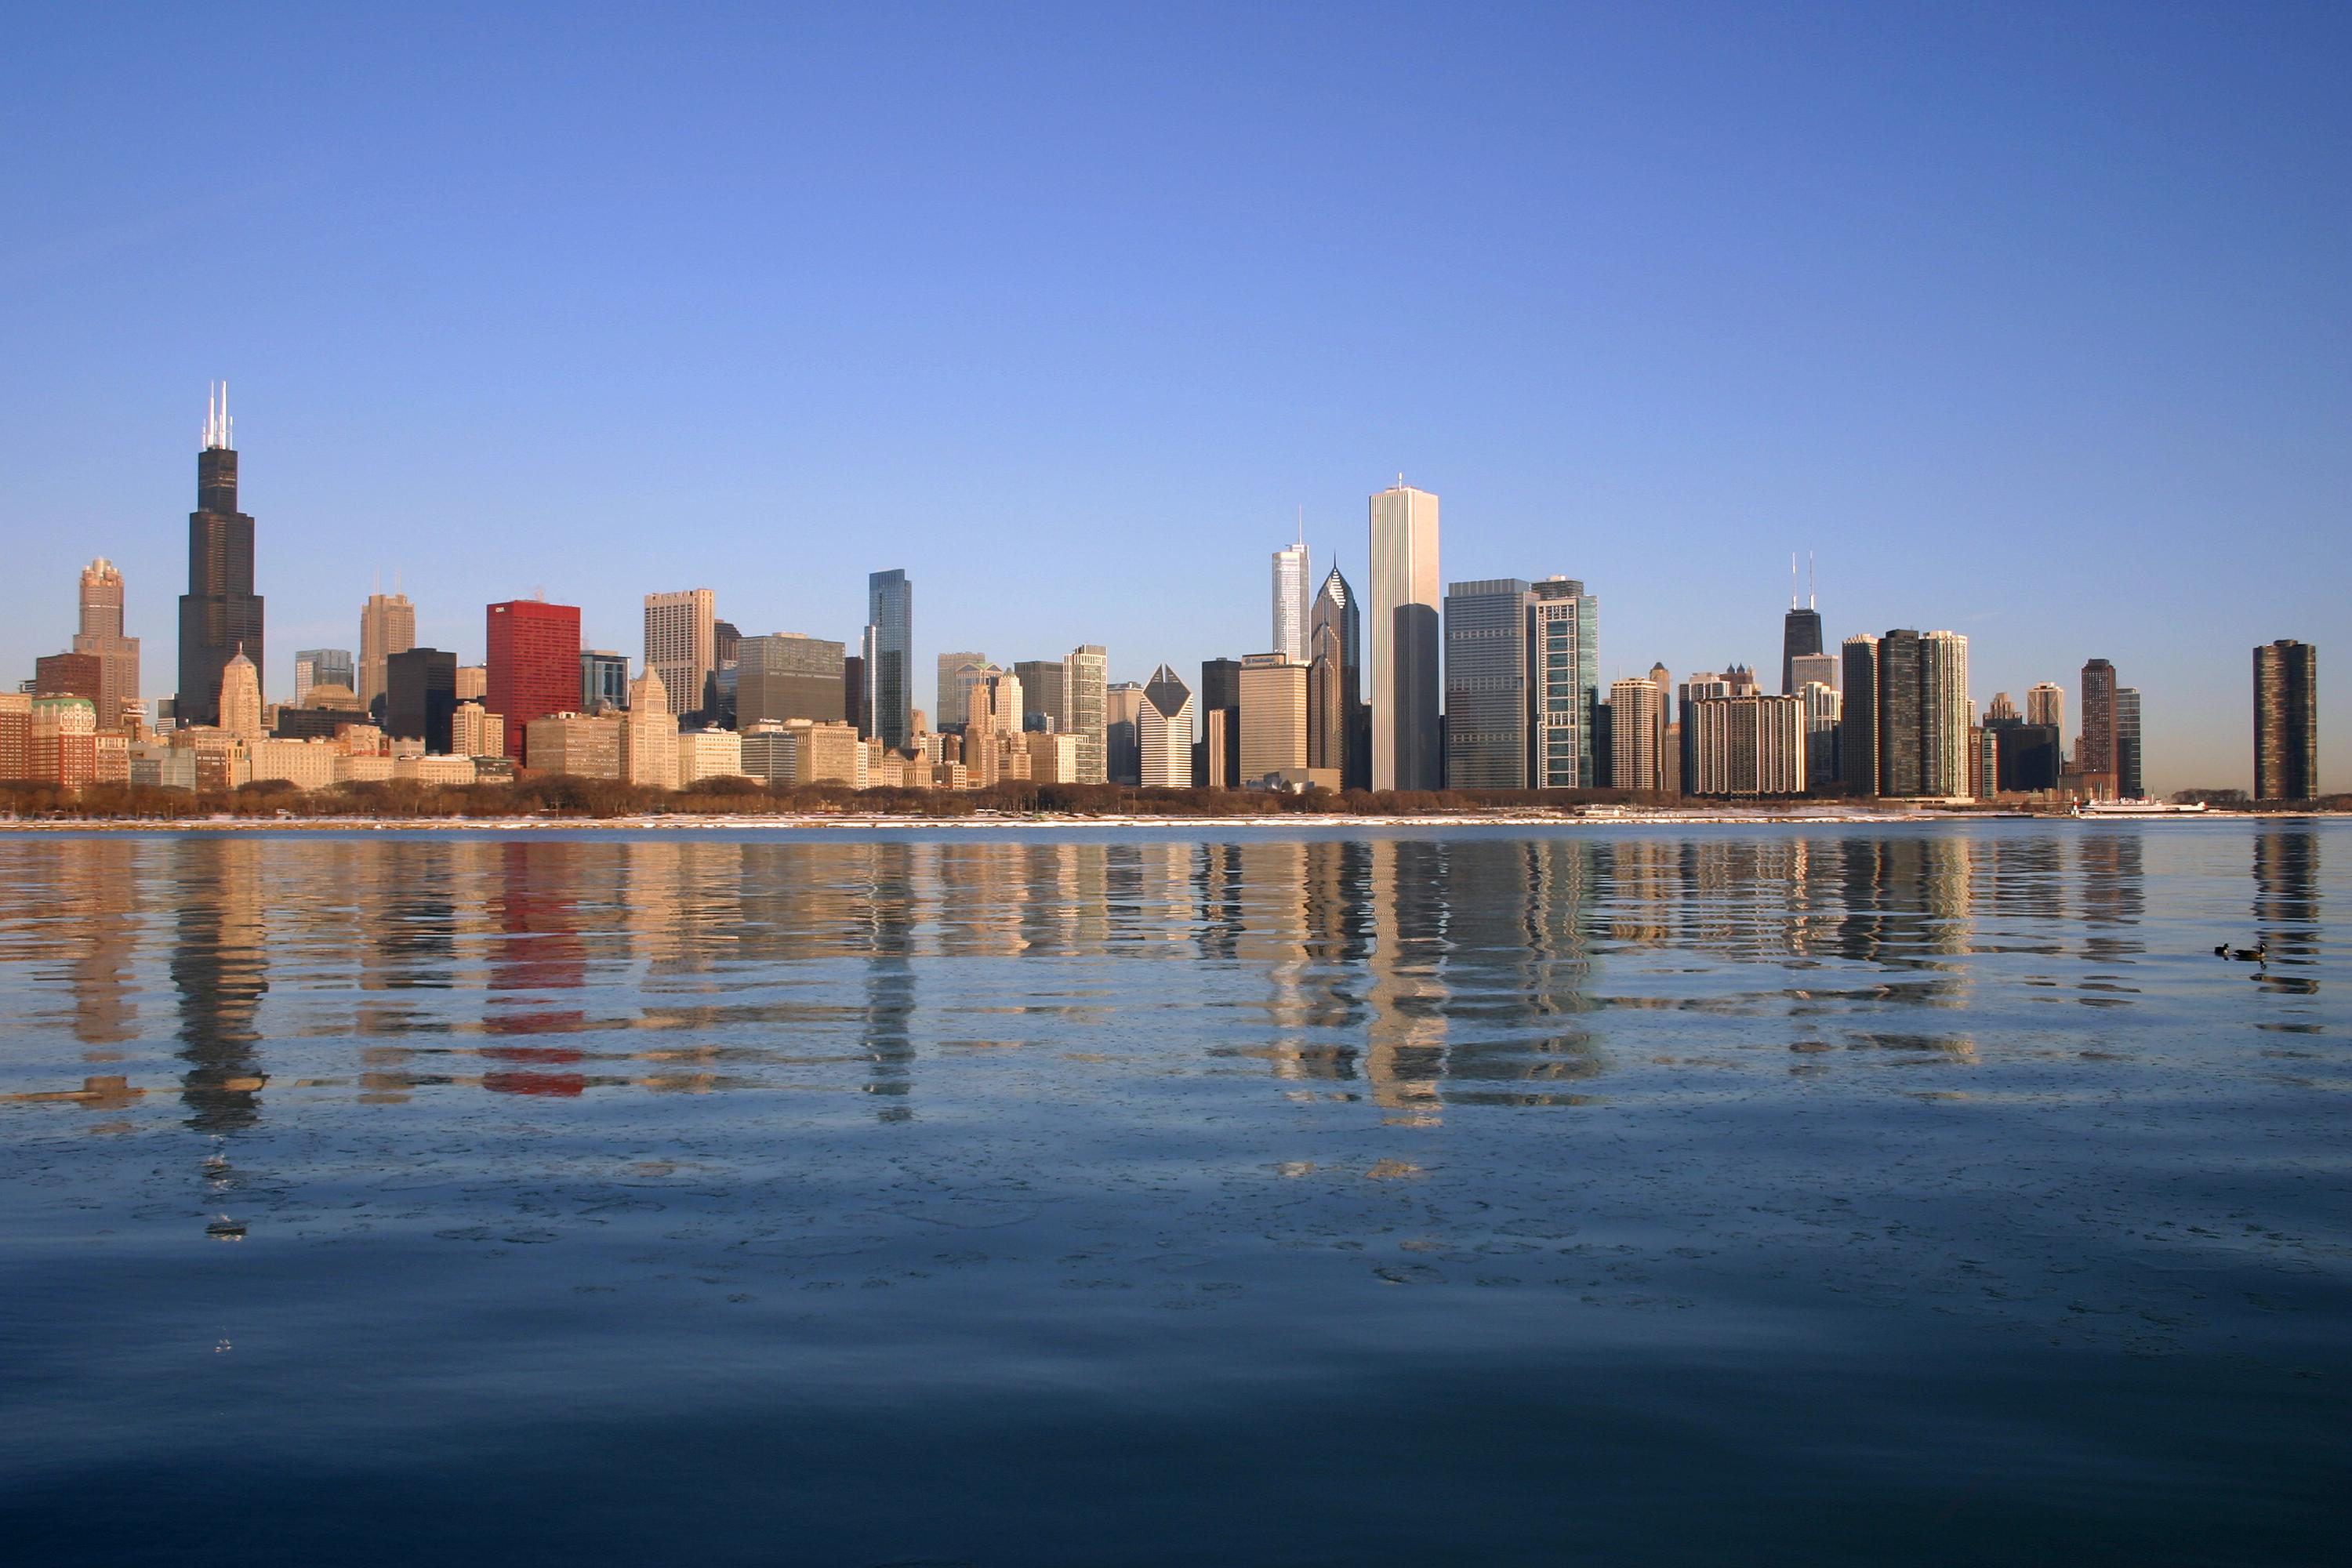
[1808,551,1817,610]
[221,380,230,448]
[1296,504,1305,550]
[1791,553,1799,611]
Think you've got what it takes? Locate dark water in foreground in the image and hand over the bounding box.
[0,822,2344,1565]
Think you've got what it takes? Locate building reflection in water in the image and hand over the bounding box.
[2254,829,2321,997]
[34,823,2321,1120]
[170,837,269,1132]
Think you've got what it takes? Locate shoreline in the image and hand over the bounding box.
[0,808,2328,833]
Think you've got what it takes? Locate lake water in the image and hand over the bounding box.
[0,822,2343,1564]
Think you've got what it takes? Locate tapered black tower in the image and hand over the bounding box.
[176,383,264,728]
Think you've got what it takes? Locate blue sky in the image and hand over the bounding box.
[4,2,2345,793]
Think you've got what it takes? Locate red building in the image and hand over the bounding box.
[486,600,582,765]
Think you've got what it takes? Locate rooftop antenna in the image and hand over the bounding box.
[1791,553,1799,611]
[1808,551,1817,611]
[1296,504,1305,550]
[221,380,231,448]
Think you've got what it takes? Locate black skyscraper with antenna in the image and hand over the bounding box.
[176,383,265,728]
[1780,552,1822,695]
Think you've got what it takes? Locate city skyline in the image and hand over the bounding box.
[3,9,2347,793]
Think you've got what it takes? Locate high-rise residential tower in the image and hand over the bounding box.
[1609,677,1660,793]
[1368,481,1441,791]
[1272,522,1311,666]
[487,599,582,764]
[2026,682,2066,733]
[1874,629,1971,798]
[176,383,265,728]
[1781,555,1823,695]
[1926,631,1972,800]
[360,590,416,713]
[864,570,914,750]
[2253,640,2318,800]
[1310,566,1365,789]
[1138,665,1195,788]
[1443,579,1533,790]
[2079,659,2118,788]
[73,559,140,730]
[644,589,716,723]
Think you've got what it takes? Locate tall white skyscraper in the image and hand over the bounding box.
[1272,517,1310,666]
[1368,480,1441,791]
[1924,630,1973,800]
[644,588,717,719]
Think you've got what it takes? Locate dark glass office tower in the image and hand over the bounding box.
[176,384,264,728]
[2254,640,2318,800]
[2079,659,2118,779]
[1838,636,1878,796]
[1312,566,1366,790]
[1443,579,1533,789]
[387,648,458,755]
[1875,630,1927,797]
[864,569,913,750]
[1781,607,1823,695]
[1200,657,1242,787]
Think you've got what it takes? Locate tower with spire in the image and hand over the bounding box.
[1780,551,1823,695]
[176,383,266,728]
[1271,511,1312,666]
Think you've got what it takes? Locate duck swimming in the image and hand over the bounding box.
[2213,942,2268,964]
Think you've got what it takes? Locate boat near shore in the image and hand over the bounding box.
[2071,799,2211,818]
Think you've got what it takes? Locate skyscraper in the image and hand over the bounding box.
[1310,566,1365,790]
[386,648,458,755]
[1781,555,1823,695]
[487,599,582,764]
[936,652,989,729]
[216,648,263,742]
[1062,644,1107,783]
[73,559,140,730]
[1609,677,1660,793]
[1013,659,1067,731]
[1239,655,1308,782]
[1272,524,1311,665]
[360,590,416,713]
[2026,682,2066,733]
[177,383,265,729]
[2253,640,2318,800]
[1199,657,1242,788]
[581,649,630,711]
[293,648,353,708]
[1926,631,1972,800]
[1138,665,1194,788]
[2079,658,2118,787]
[1875,631,1926,797]
[864,569,914,750]
[1104,681,1145,786]
[2114,687,2143,800]
[1444,579,1533,789]
[644,589,716,724]
[1840,636,1879,795]
[1531,577,1599,790]
[620,664,678,789]
[1368,481,1441,791]
[738,634,846,727]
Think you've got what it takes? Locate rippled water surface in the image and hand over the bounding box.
[1,822,2345,1564]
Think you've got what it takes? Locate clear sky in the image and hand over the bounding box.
[5,2,2345,794]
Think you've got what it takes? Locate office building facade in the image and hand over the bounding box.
[1609,677,1660,793]
[1239,655,1309,783]
[1310,566,1366,790]
[73,558,140,729]
[294,648,353,709]
[1138,665,1195,788]
[738,633,847,727]
[1062,644,1107,783]
[360,591,416,712]
[386,647,458,755]
[487,599,582,765]
[1272,535,1311,665]
[644,589,717,724]
[1531,577,1599,789]
[864,569,914,750]
[1368,481,1441,791]
[1443,579,1532,789]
